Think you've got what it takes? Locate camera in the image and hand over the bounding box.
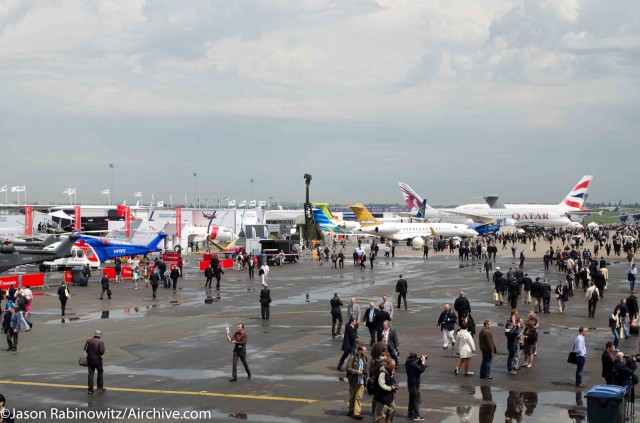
[625,353,640,369]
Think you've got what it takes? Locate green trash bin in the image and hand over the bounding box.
[585,384,628,423]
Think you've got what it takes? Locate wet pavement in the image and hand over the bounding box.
[0,244,636,422]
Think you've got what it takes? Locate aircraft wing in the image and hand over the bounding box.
[566,209,604,216]
[439,210,495,224]
[209,236,239,252]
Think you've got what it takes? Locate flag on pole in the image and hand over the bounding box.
[134,192,142,197]
[0,185,6,193]
[17,186,25,192]
[239,200,246,207]
[249,200,257,207]
[228,200,236,207]
[157,201,164,207]
[11,186,19,193]
[101,189,110,195]
[258,201,266,207]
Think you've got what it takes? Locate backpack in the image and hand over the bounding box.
[592,289,599,302]
[366,362,380,395]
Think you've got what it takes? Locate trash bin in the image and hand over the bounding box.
[585,384,628,423]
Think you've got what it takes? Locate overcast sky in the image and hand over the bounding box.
[1,0,638,207]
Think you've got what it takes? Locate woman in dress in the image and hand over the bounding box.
[455,323,476,376]
[522,320,538,368]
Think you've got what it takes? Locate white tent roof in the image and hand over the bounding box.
[48,210,74,220]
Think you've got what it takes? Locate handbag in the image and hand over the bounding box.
[64,286,70,299]
[79,341,89,367]
[619,326,625,340]
[567,351,578,365]
[493,292,499,301]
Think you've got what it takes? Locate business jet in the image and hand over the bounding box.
[350,204,478,241]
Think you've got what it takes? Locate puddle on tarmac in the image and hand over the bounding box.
[45,304,166,324]
[438,387,586,423]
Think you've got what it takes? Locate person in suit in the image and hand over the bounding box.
[395,275,408,310]
[363,302,378,346]
[347,298,361,339]
[601,341,616,384]
[382,320,400,365]
[337,317,358,371]
[57,281,69,316]
[259,283,271,322]
[330,293,344,338]
[374,304,391,342]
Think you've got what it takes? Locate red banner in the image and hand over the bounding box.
[24,206,33,236]
[0,276,19,290]
[64,270,72,283]
[122,266,133,279]
[199,261,208,271]
[21,273,45,288]
[162,253,181,262]
[176,207,182,240]
[74,206,81,231]
[124,206,131,237]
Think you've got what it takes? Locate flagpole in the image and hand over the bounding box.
[24,186,26,205]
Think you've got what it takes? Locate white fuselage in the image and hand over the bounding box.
[447,207,571,228]
[356,222,478,240]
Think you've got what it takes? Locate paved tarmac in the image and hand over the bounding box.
[0,241,636,422]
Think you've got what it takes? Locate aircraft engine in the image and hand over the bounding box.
[0,244,15,254]
[411,237,425,250]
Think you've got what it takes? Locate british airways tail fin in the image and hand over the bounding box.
[559,175,593,209]
[415,200,427,219]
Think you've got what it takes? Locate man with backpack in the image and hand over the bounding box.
[585,282,600,318]
[345,345,368,420]
[374,360,398,423]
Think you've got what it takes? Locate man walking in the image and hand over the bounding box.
[204,265,214,288]
[5,307,19,351]
[574,327,588,388]
[259,283,271,321]
[601,341,615,385]
[99,272,111,300]
[338,317,358,371]
[585,282,600,318]
[505,322,520,375]
[149,269,159,300]
[363,302,378,346]
[454,292,471,327]
[395,275,408,310]
[86,330,105,394]
[382,295,394,320]
[531,277,543,313]
[382,320,400,365]
[542,278,552,314]
[227,323,251,382]
[214,266,225,290]
[436,304,457,349]
[330,293,344,338]
[170,266,180,291]
[346,345,368,420]
[405,353,427,421]
[347,298,361,338]
[628,264,637,291]
[374,304,391,342]
[57,282,69,316]
[479,320,497,379]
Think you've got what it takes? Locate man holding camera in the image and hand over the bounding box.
[613,351,637,401]
[405,353,427,421]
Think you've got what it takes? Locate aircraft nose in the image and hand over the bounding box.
[468,229,479,237]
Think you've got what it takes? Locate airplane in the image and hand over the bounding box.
[454,175,598,214]
[0,232,79,274]
[312,206,347,234]
[441,206,572,228]
[349,203,478,241]
[77,232,168,263]
[399,183,481,225]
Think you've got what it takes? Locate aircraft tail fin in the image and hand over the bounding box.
[312,207,345,234]
[311,203,335,220]
[560,175,593,209]
[398,183,426,212]
[415,200,427,219]
[484,196,506,209]
[349,204,382,227]
[146,232,169,252]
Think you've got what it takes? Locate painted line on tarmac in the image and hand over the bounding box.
[0,380,317,404]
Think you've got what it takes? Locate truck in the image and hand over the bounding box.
[259,239,299,264]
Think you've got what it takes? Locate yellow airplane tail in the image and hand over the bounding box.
[349,204,382,227]
[208,236,239,252]
[311,202,335,220]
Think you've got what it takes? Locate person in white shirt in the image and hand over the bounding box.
[574,327,588,388]
[382,296,394,320]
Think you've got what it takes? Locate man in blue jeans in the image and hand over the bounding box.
[574,326,588,388]
[479,320,497,379]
